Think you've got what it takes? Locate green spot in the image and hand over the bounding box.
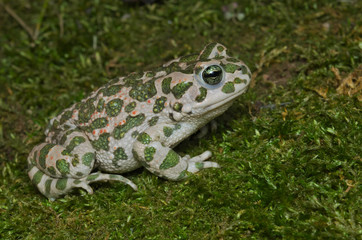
[227,57,239,63]
[122,72,143,87]
[137,132,152,144]
[56,159,70,175]
[195,162,204,170]
[96,98,105,112]
[60,130,76,145]
[91,117,108,130]
[47,166,56,176]
[39,144,55,169]
[74,179,81,185]
[171,82,193,99]
[180,54,198,63]
[82,152,95,166]
[66,136,86,152]
[148,116,159,126]
[146,71,155,78]
[51,129,62,143]
[163,126,173,137]
[199,43,217,60]
[165,62,183,74]
[76,172,84,177]
[106,99,123,117]
[61,150,70,156]
[159,150,180,170]
[234,77,247,84]
[174,123,181,130]
[87,173,100,181]
[60,111,72,125]
[80,125,92,133]
[240,65,248,74]
[78,98,96,123]
[195,66,203,75]
[131,131,139,138]
[113,114,145,139]
[103,84,122,96]
[55,179,67,190]
[125,102,137,113]
[48,119,59,133]
[162,77,172,94]
[223,63,241,73]
[181,64,195,74]
[217,45,225,52]
[153,96,167,113]
[222,82,235,93]
[45,179,52,194]
[91,133,110,151]
[195,87,207,102]
[173,102,183,112]
[144,147,156,162]
[72,155,79,167]
[114,148,128,160]
[130,79,157,102]
[32,171,44,185]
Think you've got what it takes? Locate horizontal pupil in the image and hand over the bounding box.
[202,65,223,86]
[206,70,221,77]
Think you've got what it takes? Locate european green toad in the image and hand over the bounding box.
[28,43,251,200]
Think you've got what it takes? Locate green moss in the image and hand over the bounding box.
[1,1,360,239]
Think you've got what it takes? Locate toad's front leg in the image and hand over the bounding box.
[132,123,220,180]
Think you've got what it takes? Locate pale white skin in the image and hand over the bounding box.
[27,43,251,200]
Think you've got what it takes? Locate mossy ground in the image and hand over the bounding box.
[0,0,361,239]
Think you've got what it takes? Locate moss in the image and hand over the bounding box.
[0,1,360,239]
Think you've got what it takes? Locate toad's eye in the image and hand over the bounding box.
[202,65,223,85]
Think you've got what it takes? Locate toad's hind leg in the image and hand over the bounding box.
[27,130,97,200]
[28,166,138,201]
[28,131,137,200]
[28,165,94,201]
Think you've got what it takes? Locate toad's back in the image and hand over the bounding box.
[28,43,251,200]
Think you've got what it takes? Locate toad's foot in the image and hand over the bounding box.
[184,151,220,173]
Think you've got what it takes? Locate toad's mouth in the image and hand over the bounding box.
[191,86,249,115]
